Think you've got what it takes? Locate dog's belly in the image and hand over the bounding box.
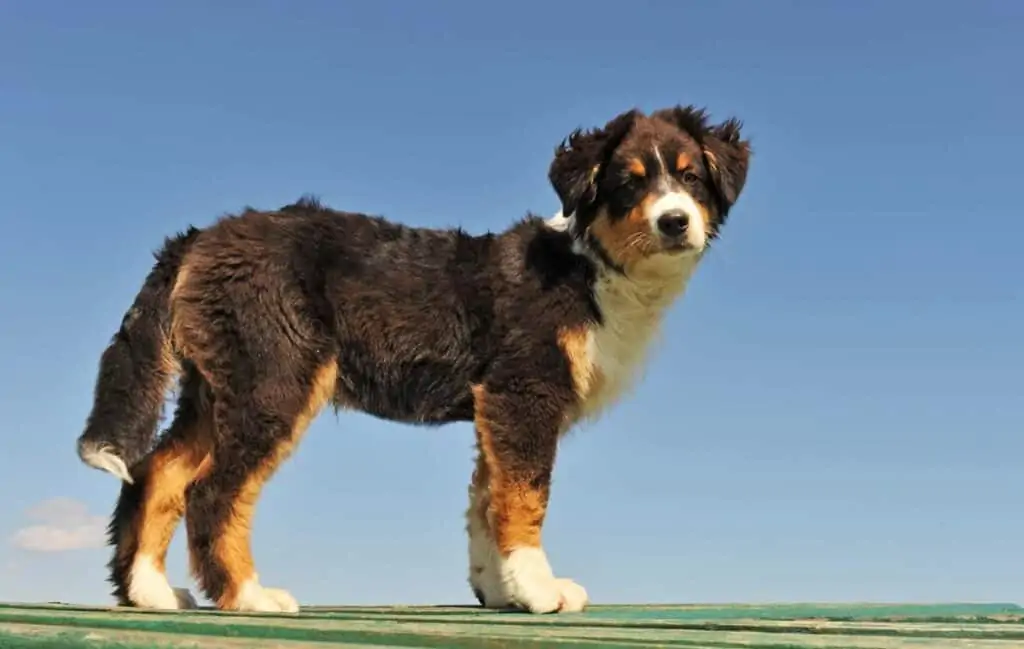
[332,351,477,425]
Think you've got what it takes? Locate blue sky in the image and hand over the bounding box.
[1,0,1022,607]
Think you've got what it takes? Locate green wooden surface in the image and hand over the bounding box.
[1,602,1022,648]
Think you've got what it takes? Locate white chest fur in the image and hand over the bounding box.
[572,254,699,422]
[545,211,703,424]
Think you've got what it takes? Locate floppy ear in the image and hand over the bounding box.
[702,117,751,213]
[653,105,752,215]
[548,108,640,219]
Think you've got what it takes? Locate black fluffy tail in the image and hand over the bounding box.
[76,227,201,483]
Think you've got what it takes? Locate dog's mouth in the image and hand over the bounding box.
[661,241,701,255]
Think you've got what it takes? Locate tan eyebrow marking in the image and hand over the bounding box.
[675,152,692,172]
[627,158,647,177]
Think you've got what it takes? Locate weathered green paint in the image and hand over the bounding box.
[0,602,1021,648]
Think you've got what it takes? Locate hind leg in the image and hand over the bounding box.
[107,363,213,609]
[185,358,337,612]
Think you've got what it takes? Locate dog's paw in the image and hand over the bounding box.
[499,547,589,614]
[470,565,510,609]
[553,578,589,613]
[127,556,198,610]
[262,586,300,613]
[231,578,300,613]
[468,541,509,609]
[467,510,510,608]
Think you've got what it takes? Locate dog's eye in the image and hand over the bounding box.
[681,171,700,185]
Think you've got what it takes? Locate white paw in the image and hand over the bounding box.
[498,547,589,614]
[470,564,509,609]
[467,514,508,608]
[232,577,299,613]
[127,555,197,610]
[553,578,589,613]
[262,586,300,613]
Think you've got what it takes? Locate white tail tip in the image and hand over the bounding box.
[78,440,134,484]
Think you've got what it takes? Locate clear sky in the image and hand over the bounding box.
[1,0,1022,607]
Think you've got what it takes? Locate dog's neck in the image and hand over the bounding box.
[544,210,703,423]
[545,210,702,314]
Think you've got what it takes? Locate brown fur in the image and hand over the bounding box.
[588,197,659,267]
[208,361,339,608]
[472,385,550,553]
[106,363,214,605]
[78,104,751,612]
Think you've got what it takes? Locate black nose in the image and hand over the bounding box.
[656,211,689,238]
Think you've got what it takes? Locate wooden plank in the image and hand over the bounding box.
[1,602,1021,648]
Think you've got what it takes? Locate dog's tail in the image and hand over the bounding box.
[76,227,201,483]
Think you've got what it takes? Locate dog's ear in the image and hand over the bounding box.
[654,105,752,215]
[702,117,751,213]
[548,108,640,219]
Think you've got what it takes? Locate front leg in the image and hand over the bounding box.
[466,443,506,607]
[468,383,589,614]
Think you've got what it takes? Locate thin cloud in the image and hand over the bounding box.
[10,497,107,553]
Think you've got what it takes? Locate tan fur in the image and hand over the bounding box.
[471,385,547,554]
[588,202,658,268]
[168,265,201,361]
[557,326,605,425]
[169,265,191,304]
[158,340,181,389]
[627,158,647,177]
[136,426,213,571]
[214,361,338,608]
[704,149,720,176]
[698,204,712,236]
[675,152,692,172]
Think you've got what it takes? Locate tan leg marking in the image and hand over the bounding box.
[136,431,213,570]
[471,385,547,554]
[214,361,338,609]
[126,399,213,610]
[470,385,589,613]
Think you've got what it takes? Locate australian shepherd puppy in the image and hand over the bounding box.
[76,105,751,614]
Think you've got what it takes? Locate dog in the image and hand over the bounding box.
[75,105,751,614]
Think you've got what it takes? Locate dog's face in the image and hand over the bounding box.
[549,106,751,269]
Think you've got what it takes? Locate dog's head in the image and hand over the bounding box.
[549,105,751,269]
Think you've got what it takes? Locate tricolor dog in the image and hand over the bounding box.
[76,105,751,614]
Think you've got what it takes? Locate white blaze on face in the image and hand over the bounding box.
[641,146,708,252]
[644,191,707,250]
